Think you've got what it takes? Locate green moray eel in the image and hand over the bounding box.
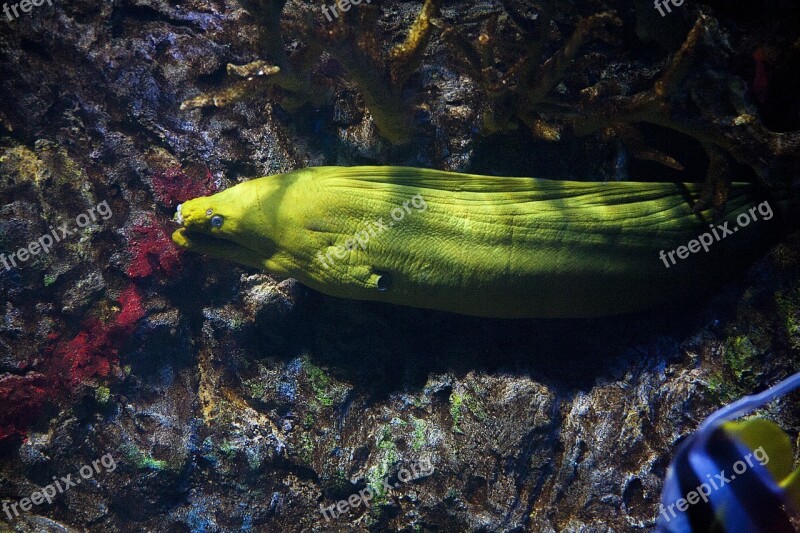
[171,166,796,318]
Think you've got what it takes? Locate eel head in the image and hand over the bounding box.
[171,179,285,272]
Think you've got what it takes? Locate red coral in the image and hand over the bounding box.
[50,285,145,390]
[127,217,183,278]
[114,284,145,333]
[0,285,146,441]
[0,374,49,441]
[51,321,115,389]
[152,166,217,208]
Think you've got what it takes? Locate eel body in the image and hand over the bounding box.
[171,166,794,318]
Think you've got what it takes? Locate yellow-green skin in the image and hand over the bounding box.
[723,419,800,510]
[171,166,783,318]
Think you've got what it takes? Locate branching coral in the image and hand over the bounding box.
[577,15,797,210]
[439,4,622,140]
[441,5,799,210]
[182,0,441,144]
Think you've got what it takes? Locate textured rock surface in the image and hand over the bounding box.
[0,0,799,531]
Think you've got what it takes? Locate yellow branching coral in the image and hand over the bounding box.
[442,6,799,211]
[182,0,441,145]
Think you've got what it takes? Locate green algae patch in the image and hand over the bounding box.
[94,385,111,405]
[300,356,350,410]
[297,433,315,464]
[708,335,762,403]
[121,442,173,472]
[411,417,427,451]
[463,393,488,421]
[305,363,335,407]
[219,440,237,460]
[449,388,487,434]
[449,392,465,434]
[243,378,267,401]
[364,425,400,504]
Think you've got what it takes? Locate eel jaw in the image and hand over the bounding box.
[171,226,273,271]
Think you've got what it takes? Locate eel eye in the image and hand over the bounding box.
[210,215,224,228]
